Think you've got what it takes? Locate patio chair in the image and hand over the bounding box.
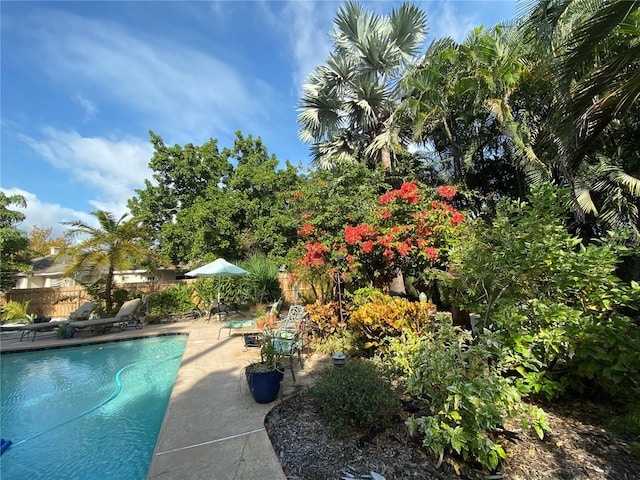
[1,320,63,342]
[275,304,307,332]
[69,298,142,336]
[265,314,307,382]
[68,302,97,321]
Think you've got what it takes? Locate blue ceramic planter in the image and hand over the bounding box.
[245,365,284,403]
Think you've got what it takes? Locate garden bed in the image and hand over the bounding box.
[266,369,640,480]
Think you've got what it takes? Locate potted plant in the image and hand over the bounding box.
[56,324,75,339]
[254,310,266,330]
[245,330,285,403]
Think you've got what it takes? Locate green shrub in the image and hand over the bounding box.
[452,184,640,401]
[308,359,400,435]
[238,254,282,304]
[388,314,548,471]
[310,329,362,357]
[147,284,195,316]
[1,300,35,323]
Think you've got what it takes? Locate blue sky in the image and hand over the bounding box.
[1,1,516,237]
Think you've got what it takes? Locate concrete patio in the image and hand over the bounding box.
[0,316,313,479]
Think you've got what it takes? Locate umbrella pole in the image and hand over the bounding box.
[217,282,221,322]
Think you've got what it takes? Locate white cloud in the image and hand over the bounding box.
[72,93,98,121]
[18,128,153,220]
[1,187,97,237]
[281,1,334,89]
[19,9,274,141]
[258,1,333,92]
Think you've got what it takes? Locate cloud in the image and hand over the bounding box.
[282,1,334,88]
[16,8,275,142]
[18,127,153,219]
[259,1,333,91]
[430,1,516,43]
[1,187,97,237]
[72,93,98,121]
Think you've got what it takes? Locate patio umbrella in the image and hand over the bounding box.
[185,258,251,305]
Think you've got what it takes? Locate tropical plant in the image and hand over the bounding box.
[517,0,640,236]
[348,290,434,354]
[451,183,640,399]
[295,181,467,292]
[396,26,535,200]
[298,1,427,170]
[388,315,548,471]
[1,300,36,324]
[238,253,282,304]
[62,210,169,312]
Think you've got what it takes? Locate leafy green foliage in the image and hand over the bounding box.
[129,131,301,266]
[388,315,548,471]
[146,284,195,316]
[452,184,640,400]
[62,210,167,312]
[308,359,400,435]
[0,192,30,291]
[237,254,282,304]
[1,300,35,324]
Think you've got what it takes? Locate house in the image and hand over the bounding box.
[13,247,177,289]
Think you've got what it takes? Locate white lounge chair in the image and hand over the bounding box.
[0,302,98,342]
[70,299,142,336]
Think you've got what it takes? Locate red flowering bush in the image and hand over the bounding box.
[344,183,466,285]
[293,182,466,291]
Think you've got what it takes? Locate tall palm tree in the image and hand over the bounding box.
[518,0,640,235]
[62,210,166,312]
[298,1,428,170]
[396,25,537,200]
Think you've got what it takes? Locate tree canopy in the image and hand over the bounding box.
[0,192,30,291]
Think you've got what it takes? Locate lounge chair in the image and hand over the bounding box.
[0,302,98,342]
[216,298,285,340]
[70,298,142,336]
[69,301,97,321]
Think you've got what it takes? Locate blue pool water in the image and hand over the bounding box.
[0,335,187,479]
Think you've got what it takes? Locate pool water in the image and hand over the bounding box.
[0,335,187,479]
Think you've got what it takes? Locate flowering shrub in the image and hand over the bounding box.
[344,183,466,286]
[293,182,466,290]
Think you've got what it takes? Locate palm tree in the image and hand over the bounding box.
[298,1,428,170]
[518,0,640,235]
[396,25,537,201]
[62,210,166,312]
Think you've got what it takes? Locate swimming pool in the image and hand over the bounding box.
[0,335,187,479]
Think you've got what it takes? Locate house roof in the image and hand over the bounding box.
[16,253,176,278]
[15,254,74,277]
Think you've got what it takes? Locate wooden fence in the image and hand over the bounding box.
[0,276,319,318]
